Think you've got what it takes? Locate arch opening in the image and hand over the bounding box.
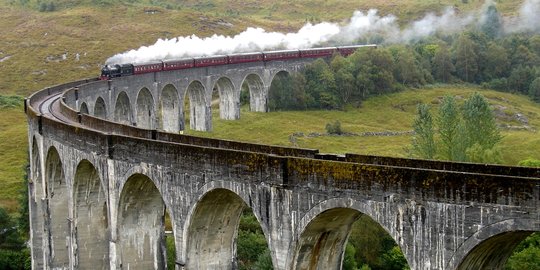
[457,231,536,270]
[159,84,181,133]
[94,97,107,119]
[186,189,273,269]
[117,174,167,269]
[241,74,266,112]
[185,81,208,131]
[136,87,155,129]
[114,91,132,125]
[268,71,302,111]
[212,77,238,120]
[29,138,44,268]
[293,208,409,270]
[73,160,108,269]
[45,146,69,268]
[79,102,89,114]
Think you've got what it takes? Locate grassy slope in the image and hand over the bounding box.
[190,86,540,165]
[0,0,530,211]
[0,107,27,212]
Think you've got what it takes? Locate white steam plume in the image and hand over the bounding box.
[106,0,540,65]
[504,0,540,33]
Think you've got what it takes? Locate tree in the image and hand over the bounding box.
[343,243,359,270]
[484,42,510,80]
[432,46,454,83]
[303,59,338,109]
[480,4,502,39]
[511,45,539,68]
[411,104,436,159]
[437,96,465,161]
[453,33,479,82]
[508,65,535,94]
[506,233,540,270]
[331,55,355,106]
[391,46,423,86]
[518,159,540,167]
[461,92,502,161]
[350,48,395,97]
[529,77,540,102]
[410,93,502,163]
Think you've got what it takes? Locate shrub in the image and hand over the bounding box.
[325,120,344,135]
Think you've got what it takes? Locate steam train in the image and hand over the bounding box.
[100,45,375,80]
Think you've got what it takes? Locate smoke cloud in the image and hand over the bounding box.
[106,0,540,65]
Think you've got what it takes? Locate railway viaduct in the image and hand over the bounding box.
[25,54,540,270]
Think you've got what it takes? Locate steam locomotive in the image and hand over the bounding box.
[100,45,375,80]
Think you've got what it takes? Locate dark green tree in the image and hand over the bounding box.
[343,243,359,270]
[331,55,356,106]
[484,42,510,80]
[303,59,338,109]
[391,46,424,86]
[480,4,502,39]
[505,233,540,270]
[453,33,479,82]
[411,104,436,159]
[432,46,454,83]
[508,65,536,94]
[529,77,540,102]
[511,45,539,68]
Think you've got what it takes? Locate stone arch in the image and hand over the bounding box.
[185,80,209,131]
[290,198,409,270]
[117,173,167,269]
[184,187,269,269]
[449,219,537,270]
[291,208,361,270]
[136,87,155,129]
[268,70,293,112]
[114,91,132,125]
[212,77,239,120]
[241,74,266,112]
[73,160,108,269]
[159,84,181,132]
[79,102,89,114]
[45,146,69,269]
[30,137,44,268]
[94,97,107,119]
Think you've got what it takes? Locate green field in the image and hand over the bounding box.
[190,85,540,165]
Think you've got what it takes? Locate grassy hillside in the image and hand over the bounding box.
[0,0,526,96]
[189,85,540,165]
[0,106,27,212]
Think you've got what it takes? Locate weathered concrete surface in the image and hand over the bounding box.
[26,58,540,270]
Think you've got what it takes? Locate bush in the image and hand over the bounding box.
[0,95,23,109]
[325,120,344,135]
[484,78,508,92]
[518,159,540,167]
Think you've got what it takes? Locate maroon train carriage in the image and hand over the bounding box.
[263,49,301,61]
[227,52,264,64]
[163,58,195,71]
[299,47,337,58]
[194,55,229,67]
[133,61,164,75]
